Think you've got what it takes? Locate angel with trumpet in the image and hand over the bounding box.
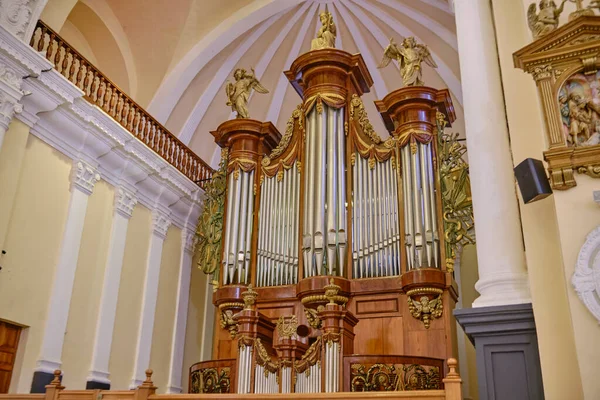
[226,68,269,119]
[378,37,437,87]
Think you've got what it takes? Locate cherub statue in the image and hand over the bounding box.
[225,68,268,119]
[527,0,567,39]
[311,11,336,50]
[378,37,437,87]
[407,295,443,329]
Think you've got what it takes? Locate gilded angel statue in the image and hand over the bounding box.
[527,0,566,39]
[225,68,269,119]
[407,295,443,329]
[378,37,437,87]
[311,11,336,50]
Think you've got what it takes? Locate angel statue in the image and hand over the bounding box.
[378,37,437,87]
[407,295,443,329]
[527,0,566,39]
[225,68,268,119]
[311,11,336,50]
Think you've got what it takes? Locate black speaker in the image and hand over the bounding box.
[514,158,553,204]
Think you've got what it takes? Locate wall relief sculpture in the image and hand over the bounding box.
[559,71,600,147]
[572,224,600,323]
[514,14,600,189]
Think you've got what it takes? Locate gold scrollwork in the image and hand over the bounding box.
[190,367,231,394]
[350,363,440,392]
[350,94,383,144]
[241,285,258,310]
[195,148,228,285]
[263,105,303,167]
[277,315,299,340]
[219,309,239,339]
[578,164,600,177]
[436,112,475,272]
[304,307,322,329]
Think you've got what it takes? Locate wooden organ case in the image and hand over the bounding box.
[191,45,469,395]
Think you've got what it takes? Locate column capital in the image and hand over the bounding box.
[115,187,138,219]
[0,91,23,129]
[71,160,101,195]
[152,210,171,239]
[182,227,197,254]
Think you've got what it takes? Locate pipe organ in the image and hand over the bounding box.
[193,17,473,395]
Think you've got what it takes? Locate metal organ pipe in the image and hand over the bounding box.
[314,108,326,275]
[223,175,236,285]
[326,106,337,276]
[336,109,346,276]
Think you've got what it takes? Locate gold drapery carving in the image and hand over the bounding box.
[294,336,322,374]
[304,93,346,114]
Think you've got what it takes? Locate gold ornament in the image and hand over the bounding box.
[195,149,227,283]
[527,0,567,39]
[311,11,336,50]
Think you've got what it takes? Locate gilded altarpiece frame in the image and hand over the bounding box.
[514,16,600,189]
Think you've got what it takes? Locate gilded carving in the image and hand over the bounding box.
[407,290,443,330]
[436,112,474,272]
[196,149,227,285]
[276,315,298,340]
[241,284,258,310]
[378,37,437,87]
[219,309,239,339]
[578,163,600,176]
[350,363,440,392]
[304,307,322,329]
[254,338,279,374]
[190,367,231,393]
[527,0,567,39]
[295,336,322,374]
[350,94,383,144]
[225,68,268,119]
[262,105,302,167]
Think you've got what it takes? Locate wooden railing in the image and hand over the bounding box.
[0,363,462,400]
[29,20,213,189]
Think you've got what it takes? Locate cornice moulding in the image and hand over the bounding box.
[0,25,203,229]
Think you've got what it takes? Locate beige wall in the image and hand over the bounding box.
[0,125,205,392]
[109,204,151,390]
[181,263,211,393]
[149,226,182,393]
[491,0,591,398]
[61,180,114,388]
[553,177,600,400]
[0,134,72,393]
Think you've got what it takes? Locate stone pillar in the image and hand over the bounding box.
[454,0,530,308]
[32,160,100,392]
[453,1,542,399]
[129,210,171,388]
[86,187,138,389]
[165,227,196,394]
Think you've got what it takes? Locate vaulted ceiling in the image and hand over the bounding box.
[42,0,462,166]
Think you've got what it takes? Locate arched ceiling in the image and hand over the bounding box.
[42,0,462,166]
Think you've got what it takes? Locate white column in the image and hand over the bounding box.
[130,209,171,388]
[454,0,531,307]
[165,227,196,394]
[35,160,101,374]
[0,91,24,152]
[87,187,138,386]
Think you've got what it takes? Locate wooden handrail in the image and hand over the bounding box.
[29,20,214,189]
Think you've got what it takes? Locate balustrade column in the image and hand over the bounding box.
[87,187,138,389]
[129,210,171,388]
[33,160,101,392]
[453,0,531,307]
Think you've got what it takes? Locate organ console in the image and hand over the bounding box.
[193,14,473,396]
